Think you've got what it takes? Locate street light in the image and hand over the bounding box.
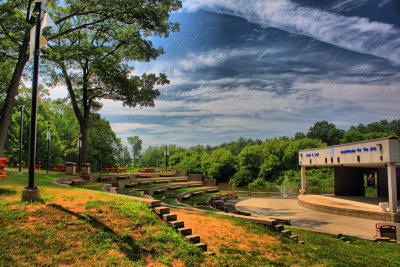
[46,122,51,174]
[97,139,100,177]
[78,133,82,172]
[18,104,24,174]
[164,146,169,173]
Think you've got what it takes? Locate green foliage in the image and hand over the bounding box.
[169,150,201,173]
[138,146,164,167]
[237,145,263,178]
[201,148,236,182]
[229,168,253,186]
[307,120,344,146]
[128,136,142,166]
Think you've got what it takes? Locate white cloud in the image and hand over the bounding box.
[182,0,400,64]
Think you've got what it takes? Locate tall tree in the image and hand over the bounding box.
[306,120,344,146]
[42,0,181,165]
[128,136,142,166]
[0,0,181,159]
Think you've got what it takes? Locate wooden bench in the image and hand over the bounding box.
[138,174,152,178]
[124,183,138,188]
[97,176,114,182]
[206,188,219,193]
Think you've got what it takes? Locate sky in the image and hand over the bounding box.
[53,0,400,148]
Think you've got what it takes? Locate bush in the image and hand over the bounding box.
[229,168,254,186]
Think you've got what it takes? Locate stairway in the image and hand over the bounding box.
[153,206,215,256]
[273,224,305,245]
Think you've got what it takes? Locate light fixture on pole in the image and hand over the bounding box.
[97,139,100,177]
[78,133,82,172]
[18,104,24,174]
[46,122,51,174]
[164,146,169,173]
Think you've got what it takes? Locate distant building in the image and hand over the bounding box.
[299,137,400,213]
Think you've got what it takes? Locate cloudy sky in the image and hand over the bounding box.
[83,0,400,148]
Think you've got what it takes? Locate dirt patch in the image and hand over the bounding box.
[171,208,280,260]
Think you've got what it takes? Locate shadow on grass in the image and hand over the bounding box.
[47,203,145,261]
[0,188,17,196]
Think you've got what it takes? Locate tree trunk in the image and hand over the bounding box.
[0,37,30,157]
[79,114,89,166]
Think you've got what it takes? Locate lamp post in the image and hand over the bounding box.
[164,146,169,173]
[22,0,45,201]
[97,139,100,177]
[46,122,51,174]
[18,104,24,174]
[78,133,82,172]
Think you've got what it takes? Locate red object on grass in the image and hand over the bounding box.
[0,158,8,179]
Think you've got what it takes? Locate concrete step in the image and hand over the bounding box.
[204,251,215,256]
[160,213,177,221]
[339,236,347,241]
[194,242,207,251]
[281,229,291,235]
[298,240,305,245]
[290,235,298,240]
[169,220,184,229]
[153,206,170,215]
[185,235,201,243]
[274,224,284,232]
[177,227,192,236]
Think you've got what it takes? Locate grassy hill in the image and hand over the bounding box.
[1,168,399,266]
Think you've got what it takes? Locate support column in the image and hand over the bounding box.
[300,165,306,194]
[387,163,398,213]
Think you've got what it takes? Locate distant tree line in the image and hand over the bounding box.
[3,90,131,171]
[142,119,399,186]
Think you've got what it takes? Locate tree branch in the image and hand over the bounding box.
[0,22,21,46]
[0,51,18,61]
[48,18,108,41]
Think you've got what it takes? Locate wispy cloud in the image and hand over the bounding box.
[182,0,400,64]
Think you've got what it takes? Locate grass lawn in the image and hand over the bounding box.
[1,167,399,266]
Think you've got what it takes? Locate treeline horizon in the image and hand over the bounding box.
[3,90,398,188]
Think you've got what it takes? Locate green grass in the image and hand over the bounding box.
[74,181,106,191]
[152,196,187,207]
[2,167,400,266]
[156,186,212,198]
[0,168,205,265]
[202,212,400,266]
[116,188,144,198]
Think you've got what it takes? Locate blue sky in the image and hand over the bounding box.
[58,0,400,148]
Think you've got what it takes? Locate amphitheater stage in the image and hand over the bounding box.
[298,194,400,222]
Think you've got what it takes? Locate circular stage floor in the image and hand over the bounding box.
[235,195,400,241]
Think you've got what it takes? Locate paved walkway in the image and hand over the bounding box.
[235,197,400,241]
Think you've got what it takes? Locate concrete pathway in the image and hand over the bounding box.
[236,197,400,241]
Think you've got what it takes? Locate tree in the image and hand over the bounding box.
[201,148,236,182]
[139,146,163,167]
[169,150,201,174]
[128,136,142,166]
[306,120,344,146]
[236,145,264,178]
[0,0,182,160]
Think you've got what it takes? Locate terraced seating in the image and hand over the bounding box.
[97,176,114,182]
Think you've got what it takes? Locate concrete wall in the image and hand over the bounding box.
[299,137,399,167]
[204,179,216,186]
[377,168,400,199]
[188,173,203,181]
[334,167,365,196]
